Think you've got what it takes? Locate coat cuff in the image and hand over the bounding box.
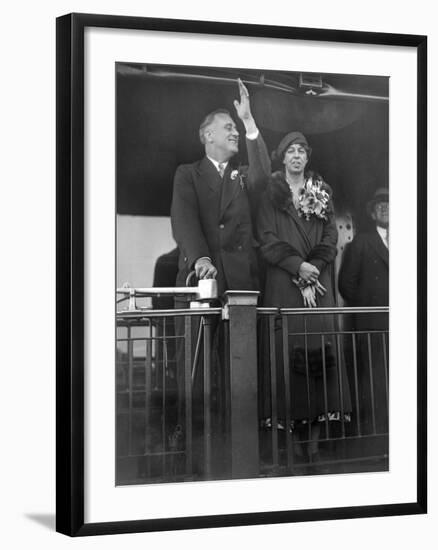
[246,129,259,140]
[279,256,304,276]
[309,259,326,273]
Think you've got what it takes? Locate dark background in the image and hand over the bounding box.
[117,64,388,231]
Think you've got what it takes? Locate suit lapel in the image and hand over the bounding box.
[369,230,389,265]
[220,164,241,218]
[197,157,222,194]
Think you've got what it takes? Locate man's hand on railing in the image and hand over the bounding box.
[194,257,218,280]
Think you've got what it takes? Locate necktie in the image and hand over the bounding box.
[218,163,225,178]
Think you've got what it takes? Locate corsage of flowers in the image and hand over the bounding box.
[297,177,330,220]
[230,168,246,189]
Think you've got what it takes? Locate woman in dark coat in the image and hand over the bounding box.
[257,131,351,460]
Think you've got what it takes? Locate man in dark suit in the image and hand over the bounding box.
[338,188,389,453]
[170,80,270,477]
[171,79,270,297]
[338,188,389,328]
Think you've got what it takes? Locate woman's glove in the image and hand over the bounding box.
[301,285,317,308]
[292,277,327,307]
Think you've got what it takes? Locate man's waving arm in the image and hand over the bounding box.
[233,79,271,189]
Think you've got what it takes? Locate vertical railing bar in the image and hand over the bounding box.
[304,315,311,444]
[145,320,152,478]
[152,320,157,391]
[139,334,146,479]
[127,325,133,457]
[203,316,212,479]
[124,326,129,389]
[269,315,279,469]
[367,333,377,434]
[282,315,292,470]
[351,332,362,436]
[152,322,158,390]
[223,319,231,450]
[184,315,193,477]
[216,320,224,440]
[382,331,389,407]
[161,317,167,477]
[336,333,346,438]
[191,318,203,383]
[321,334,329,440]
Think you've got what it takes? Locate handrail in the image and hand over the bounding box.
[116,280,218,313]
[257,306,389,316]
[117,307,222,321]
[117,278,218,312]
[117,304,388,319]
[117,280,217,300]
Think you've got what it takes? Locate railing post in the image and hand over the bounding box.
[223,291,259,478]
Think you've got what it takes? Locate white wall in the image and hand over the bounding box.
[117,215,175,289]
[1,1,435,549]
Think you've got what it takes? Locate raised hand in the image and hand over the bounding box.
[233,79,251,120]
[233,79,257,134]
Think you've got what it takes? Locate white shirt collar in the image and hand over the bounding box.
[207,156,229,172]
[376,225,389,248]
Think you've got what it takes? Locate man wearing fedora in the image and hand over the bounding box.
[339,188,389,316]
[338,188,389,451]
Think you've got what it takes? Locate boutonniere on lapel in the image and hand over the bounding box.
[297,176,330,220]
[230,167,246,190]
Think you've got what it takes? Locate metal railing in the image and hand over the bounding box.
[258,307,389,475]
[117,307,222,484]
[116,280,222,484]
[116,292,389,483]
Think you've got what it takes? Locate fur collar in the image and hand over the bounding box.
[268,171,293,210]
[268,170,330,210]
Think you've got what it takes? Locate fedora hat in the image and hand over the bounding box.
[366,187,389,216]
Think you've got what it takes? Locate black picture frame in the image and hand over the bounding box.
[56,12,427,536]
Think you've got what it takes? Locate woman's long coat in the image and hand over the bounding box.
[257,172,351,423]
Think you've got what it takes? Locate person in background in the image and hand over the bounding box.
[338,188,389,445]
[338,187,389,313]
[152,247,180,310]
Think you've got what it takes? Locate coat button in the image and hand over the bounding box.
[219,224,225,229]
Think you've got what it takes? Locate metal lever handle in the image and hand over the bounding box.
[185,270,197,287]
[116,277,218,306]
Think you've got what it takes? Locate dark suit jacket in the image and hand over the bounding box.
[338,229,389,330]
[171,135,270,297]
[152,248,179,310]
